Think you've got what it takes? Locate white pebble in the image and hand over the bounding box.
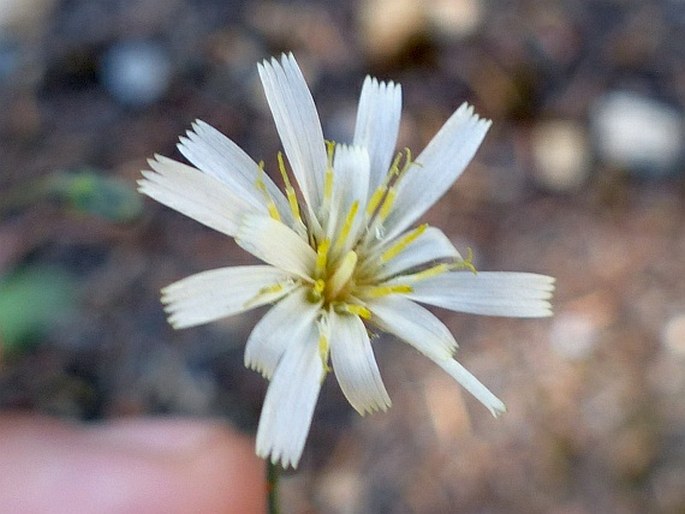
[591,91,683,176]
[426,0,483,38]
[358,0,424,59]
[101,41,171,106]
[662,314,685,356]
[550,311,598,360]
[531,119,590,192]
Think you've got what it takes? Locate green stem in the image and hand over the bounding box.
[267,460,280,514]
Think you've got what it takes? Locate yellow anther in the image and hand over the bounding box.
[407,263,450,282]
[365,185,387,217]
[307,279,325,303]
[255,161,281,222]
[380,224,428,262]
[388,151,403,178]
[276,152,288,182]
[363,284,413,298]
[386,148,415,192]
[243,282,286,308]
[347,304,371,319]
[365,148,415,223]
[266,202,281,221]
[277,152,302,223]
[325,140,336,166]
[334,302,371,319]
[327,250,358,299]
[383,148,412,183]
[323,168,334,204]
[315,239,330,278]
[378,187,396,220]
[319,141,336,214]
[259,283,285,295]
[451,247,478,274]
[317,314,332,378]
[318,333,331,374]
[333,200,359,253]
[399,147,414,176]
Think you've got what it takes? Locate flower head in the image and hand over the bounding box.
[139,53,555,469]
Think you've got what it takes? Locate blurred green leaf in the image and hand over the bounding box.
[49,170,143,223]
[0,266,76,355]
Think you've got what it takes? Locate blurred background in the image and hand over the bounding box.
[1,0,684,512]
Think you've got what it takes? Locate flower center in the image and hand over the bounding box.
[254,142,457,317]
[307,235,367,309]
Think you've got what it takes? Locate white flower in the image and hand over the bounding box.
[139,53,555,469]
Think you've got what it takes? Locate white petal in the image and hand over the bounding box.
[245,288,320,379]
[433,358,506,417]
[256,321,323,469]
[332,144,370,214]
[257,53,327,211]
[353,77,402,192]
[375,226,460,281]
[236,214,316,279]
[405,272,555,317]
[369,296,505,416]
[161,265,294,329]
[369,295,457,359]
[328,144,370,252]
[178,120,292,222]
[329,312,391,415]
[139,155,256,237]
[384,103,491,240]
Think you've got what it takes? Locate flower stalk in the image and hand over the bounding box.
[267,461,280,514]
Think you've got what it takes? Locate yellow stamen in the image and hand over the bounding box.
[322,140,336,211]
[388,151,403,178]
[243,282,286,308]
[398,147,414,177]
[380,224,428,262]
[318,333,331,374]
[365,148,415,223]
[374,149,415,223]
[332,200,359,253]
[323,168,334,205]
[255,161,281,222]
[307,279,325,303]
[317,315,332,377]
[327,250,358,298]
[334,302,371,319]
[277,152,302,223]
[406,263,451,282]
[386,148,413,182]
[378,187,396,220]
[365,185,387,217]
[363,284,413,298]
[259,283,286,295]
[326,140,336,167]
[315,239,330,278]
[451,247,477,274]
